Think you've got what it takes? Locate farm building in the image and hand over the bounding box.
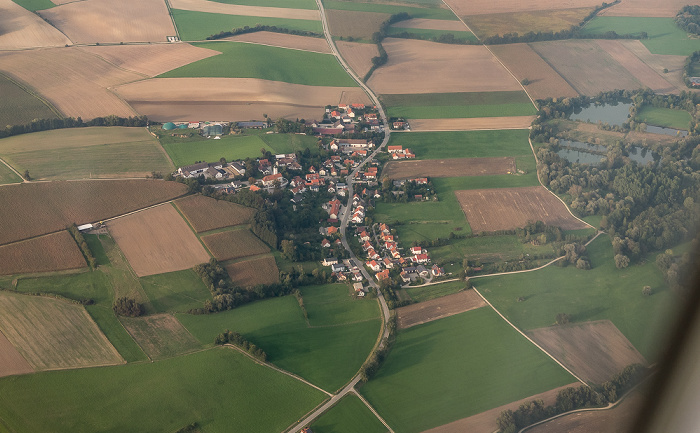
[162,122,176,130]
[202,124,223,137]
[237,121,267,129]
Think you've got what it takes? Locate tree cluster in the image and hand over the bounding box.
[206,24,322,40]
[0,115,149,139]
[215,329,267,361]
[275,118,312,134]
[682,50,700,87]
[359,313,396,382]
[112,297,144,317]
[675,5,700,36]
[557,242,590,269]
[67,224,97,269]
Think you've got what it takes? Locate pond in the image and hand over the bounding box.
[556,148,605,165]
[557,140,657,166]
[645,125,688,137]
[570,102,633,127]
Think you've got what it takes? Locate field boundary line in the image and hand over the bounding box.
[352,389,396,433]
[472,286,588,386]
[170,201,214,257]
[528,44,582,95]
[0,71,63,118]
[221,39,331,55]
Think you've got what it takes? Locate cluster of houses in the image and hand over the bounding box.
[177,160,246,180]
[320,256,367,296]
[310,104,382,136]
[387,145,415,160]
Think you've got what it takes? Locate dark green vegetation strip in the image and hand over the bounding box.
[178,293,381,392]
[582,17,700,56]
[386,26,477,42]
[0,74,59,127]
[140,269,212,314]
[159,41,357,87]
[634,105,692,130]
[0,348,326,433]
[10,0,54,11]
[310,394,386,433]
[171,10,322,41]
[360,307,575,433]
[323,1,457,20]
[84,234,110,267]
[474,235,677,361]
[210,0,318,9]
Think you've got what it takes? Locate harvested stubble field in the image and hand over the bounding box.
[0,292,123,370]
[618,40,686,90]
[327,9,390,39]
[599,0,691,17]
[227,31,330,53]
[201,229,269,261]
[443,0,601,15]
[226,255,280,288]
[116,77,369,122]
[0,73,59,127]
[408,116,536,131]
[393,18,466,31]
[383,157,516,179]
[367,39,521,94]
[0,180,188,246]
[120,313,201,360]
[0,231,86,276]
[397,290,485,329]
[175,195,255,233]
[79,44,220,77]
[38,0,175,44]
[336,41,379,78]
[0,331,34,378]
[455,186,590,232]
[489,44,578,99]
[530,40,642,96]
[465,8,595,39]
[108,204,211,277]
[0,48,141,119]
[0,0,71,49]
[527,320,647,384]
[170,0,319,20]
[596,40,677,94]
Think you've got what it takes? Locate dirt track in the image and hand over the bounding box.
[409,116,536,131]
[383,157,515,179]
[226,32,331,53]
[397,290,485,329]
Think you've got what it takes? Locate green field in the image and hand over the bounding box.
[178,293,381,392]
[301,283,380,326]
[310,394,386,433]
[159,41,357,87]
[84,234,110,266]
[140,269,212,314]
[387,26,477,42]
[634,105,692,130]
[0,73,59,126]
[171,9,323,41]
[0,348,326,433]
[120,314,203,360]
[323,1,457,20]
[0,127,174,181]
[428,234,557,269]
[360,307,575,433]
[582,17,700,56]
[383,91,535,119]
[211,0,318,9]
[10,0,54,11]
[403,279,467,303]
[0,162,22,185]
[473,235,677,360]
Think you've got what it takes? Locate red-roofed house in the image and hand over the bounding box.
[388,145,403,153]
[366,260,381,272]
[376,269,391,281]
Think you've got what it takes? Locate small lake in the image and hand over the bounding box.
[556,148,604,165]
[557,140,656,166]
[645,125,688,137]
[570,102,633,127]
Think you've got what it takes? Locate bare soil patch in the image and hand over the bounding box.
[367,39,521,94]
[530,40,642,96]
[0,0,71,49]
[443,0,602,16]
[0,231,86,276]
[618,40,687,91]
[0,331,34,378]
[38,0,175,44]
[392,18,467,31]
[0,47,141,119]
[409,116,536,131]
[169,0,319,20]
[107,204,210,277]
[327,9,389,39]
[226,32,330,53]
[527,320,647,384]
[175,195,255,233]
[490,43,578,99]
[0,180,188,246]
[337,41,379,78]
[79,44,220,77]
[201,229,269,261]
[397,290,485,329]
[599,0,691,17]
[455,186,590,232]
[596,40,677,94]
[425,383,578,433]
[383,157,515,179]
[115,77,370,122]
[120,313,201,360]
[226,255,280,288]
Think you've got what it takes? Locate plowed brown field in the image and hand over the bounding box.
[226,255,279,288]
[201,229,269,261]
[0,231,86,276]
[175,195,255,233]
[327,9,390,39]
[336,41,379,78]
[0,47,141,119]
[79,44,220,77]
[489,43,578,99]
[443,0,601,15]
[596,40,677,94]
[599,0,691,17]
[226,32,330,53]
[0,180,188,246]
[409,116,536,131]
[397,290,485,329]
[367,39,521,94]
[455,186,590,232]
[108,204,210,277]
[39,0,175,44]
[383,157,515,179]
[0,331,33,378]
[619,40,686,90]
[170,0,319,20]
[0,0,71,49]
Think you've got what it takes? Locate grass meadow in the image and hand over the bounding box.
[159,41,357,87]
[140,269,212,313]
[0,163,22,184]
[9,0,55,11]
[301,283,380,326]
[582,17,700,56]
[0,74,59,127]
[384,91,534,119]
[310,394,386,433]
[386,27,477,43]
[178,293,381,392]
[473,235,677,361]
[211,0,318,9]
[428,234,557,268]
[0,348,326,433]
[119,314,202,360]
[171,9,322,41]
[635,105,692,130]
[403,279,467,303]
[323,1,457,20]
[360,307,575,433]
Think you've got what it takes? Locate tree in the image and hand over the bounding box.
[521,78,531,86]
[22,169,30,181]
[614,254,630,269]
[642,285,652,296]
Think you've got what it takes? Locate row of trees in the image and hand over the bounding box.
[67,224,97,269]
[0,115,149,139]
[359,313,397,382]
[214,330,267,361]
[206,24,322,41]
[363,12,412,81]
